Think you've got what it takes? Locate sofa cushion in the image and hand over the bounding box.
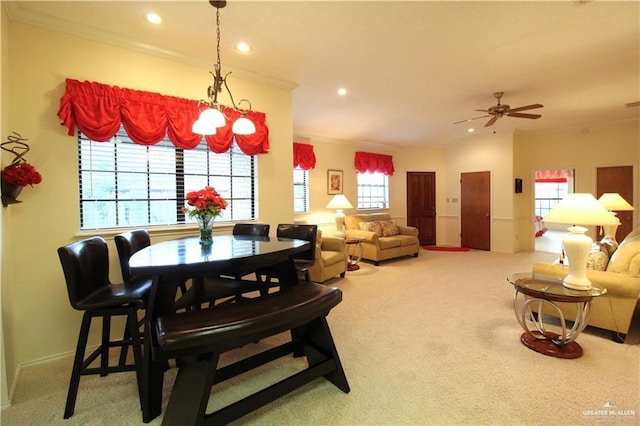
[607,231,640,274]
[378,237,401,250]
[597,236,619,258]
[629,253,640,277]
[379,220,399,237]
[359,221,383,236]
[319,249,344,267]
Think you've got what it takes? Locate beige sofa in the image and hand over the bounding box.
[344,213,419,265]
[531,229,640,344]
[308,231,348,283]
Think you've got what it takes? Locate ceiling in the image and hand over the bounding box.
[5,0,640,148]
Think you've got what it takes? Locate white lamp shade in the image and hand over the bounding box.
[597,193,634,211]
[326,194,353,210]
[192,107,226,135]
[543,193,620,226]
[232,116,256,135]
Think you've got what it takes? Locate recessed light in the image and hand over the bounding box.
[467,128,475,133]
[337,88,347,96]
[146,13,163,25]
[235,42,252,53]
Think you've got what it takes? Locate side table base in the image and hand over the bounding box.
[347,264,360,271]
[520,332,583,359]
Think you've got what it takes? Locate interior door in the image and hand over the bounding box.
[597,165,634,241]
[406,172,436,246]
[460,171,491,250]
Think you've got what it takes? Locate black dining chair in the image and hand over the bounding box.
[174,223,272,309]
[115,229,188,307]
[57,237,150,419]
[232,223,270,238]
[256,224,317,295]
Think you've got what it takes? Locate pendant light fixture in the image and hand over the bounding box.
[192,0,256,136]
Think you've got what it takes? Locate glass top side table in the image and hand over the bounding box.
[507,272,607,359]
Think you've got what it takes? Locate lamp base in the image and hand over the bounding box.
[561,226,593,291]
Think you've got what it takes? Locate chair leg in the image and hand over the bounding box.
[126,308,145,410]
[64,312,92,419]
[100,314,111,376]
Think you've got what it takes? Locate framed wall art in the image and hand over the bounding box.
[327,169,343,195]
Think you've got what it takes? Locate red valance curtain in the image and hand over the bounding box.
[57,78,269,155]
[293,142,316,170]
[354,151,394,176]
[535,169,571,183]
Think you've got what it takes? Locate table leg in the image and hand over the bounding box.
[513,290,591,359]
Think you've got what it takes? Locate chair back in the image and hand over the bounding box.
[276,224,317,263]
[57,237,111,311]
[233,223,270,237]
[114,229,151,283]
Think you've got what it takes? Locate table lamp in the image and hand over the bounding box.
[326,194,353,237]
[597,193,634,243]
[543,193,619,291]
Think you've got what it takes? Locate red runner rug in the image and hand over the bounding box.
[422,246,470,252]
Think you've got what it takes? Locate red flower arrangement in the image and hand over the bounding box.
[182,186,228,221]
[1,162,43,187]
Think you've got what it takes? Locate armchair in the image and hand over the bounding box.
[308,230,348,283]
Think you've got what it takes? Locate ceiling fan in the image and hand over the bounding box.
[454,92,543,127]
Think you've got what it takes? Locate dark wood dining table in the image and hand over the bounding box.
[128,234,309,423]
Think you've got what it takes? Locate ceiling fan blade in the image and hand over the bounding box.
[475,109,490,113]
[507,112,542,119]
[484,116,499,127]
[453,115,490,125]
[508,104,543,113]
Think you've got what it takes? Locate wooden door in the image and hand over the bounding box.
[460,171,491,250]
[406,172,436,246]
[597,166,634,241]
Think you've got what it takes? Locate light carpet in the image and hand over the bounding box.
[2,249,639,425]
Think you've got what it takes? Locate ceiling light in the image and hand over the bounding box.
[337,88,347,96]
[235,42,252,53]
[192,1,255,136]
[145,13,163,25]
[467,128,474,133]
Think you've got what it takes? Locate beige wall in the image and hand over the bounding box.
[514,120,639,250]
[1,20,294,395]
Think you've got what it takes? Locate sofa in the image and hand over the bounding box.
[344,213,419,265]
[308,230,348,283]
[531,228,640,343]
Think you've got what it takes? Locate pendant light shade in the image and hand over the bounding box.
[232,116,256,135]
[193,1,256,137]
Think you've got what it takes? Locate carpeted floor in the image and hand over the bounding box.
[2,249,639,425]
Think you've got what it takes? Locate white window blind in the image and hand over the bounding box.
[78,128,256,229]
[357,172,389,209]
[293,167,309,213]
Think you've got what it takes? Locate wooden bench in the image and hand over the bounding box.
[153,281,350,425]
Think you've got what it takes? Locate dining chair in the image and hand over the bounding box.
[257,223,317,295]
[57,237,150,419]
[115,230,188,309]
[232,223,270,238]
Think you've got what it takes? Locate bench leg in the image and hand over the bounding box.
[161,354,219,426]
[298,317,350,393]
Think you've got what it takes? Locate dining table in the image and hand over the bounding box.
[128,234,310,423]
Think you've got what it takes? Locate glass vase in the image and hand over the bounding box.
[196,216,214,247]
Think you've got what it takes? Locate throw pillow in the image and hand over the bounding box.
[586,251,609,271]
[598,236,619,258]
[359,221,382,236]
[379,220,400,237]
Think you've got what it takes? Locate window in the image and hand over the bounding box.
[293,167,309,213]
[78,129,256,229]
[357,172,389,209]
[535,182,569,218]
